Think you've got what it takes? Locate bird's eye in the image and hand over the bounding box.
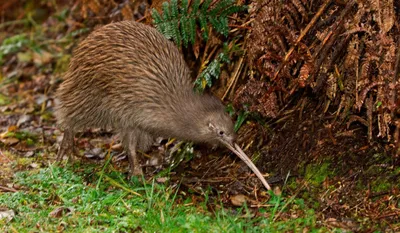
[219,131,224,136]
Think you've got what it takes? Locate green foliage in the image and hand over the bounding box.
[225,103,250,132]
[3,130,38,145]
[0,166,325,232]
[305,162,334,186]
[0,93,11,106]
[0,34,29,64]
[194,43,230,92]
[151,0,246,46]
[234,110,249,132]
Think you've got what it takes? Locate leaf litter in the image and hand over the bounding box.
[0,0,399,232]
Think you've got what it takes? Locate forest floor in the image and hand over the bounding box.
[1,1,399,232]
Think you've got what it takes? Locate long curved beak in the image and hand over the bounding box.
[220,140,271,190]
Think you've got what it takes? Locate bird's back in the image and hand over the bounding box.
[56,21,193,132]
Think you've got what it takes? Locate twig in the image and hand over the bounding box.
[0,186,18,192]
[272,0,334,81]
[390,36,400,113]
[222,55,244,100]
[0,19,29,30]
[355,81,385,110]
[100,173,142,196]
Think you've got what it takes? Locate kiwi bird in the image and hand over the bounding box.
[55,21,271,190]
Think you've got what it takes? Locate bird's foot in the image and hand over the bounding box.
[129,162,144,177]
[56,130,77,163]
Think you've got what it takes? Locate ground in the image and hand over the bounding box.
[1,0,400,232]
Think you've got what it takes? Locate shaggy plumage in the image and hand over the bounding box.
[56,21,234,175]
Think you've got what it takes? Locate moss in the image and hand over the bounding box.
[287,179,299,190]
[15,157,35,166]
[304,162,333,186]
[371,178,392,193]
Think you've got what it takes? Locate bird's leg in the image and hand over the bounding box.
[122,131,143,176]
[128,143,143,176]
[56,129,76,162]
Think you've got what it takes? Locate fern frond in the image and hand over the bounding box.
[181,0,189,14]
[220,5,246,17]
[198,14,209,40]
[161,2,171,20]
[191,0,201,14]
[171,0,179,19]
[188,17,196,44]
[194,44,231,92]
[209,16,229,36]
[200,0,213,14]
[152,0,245,47]
[210,0,235,15]
[180,17,190,46]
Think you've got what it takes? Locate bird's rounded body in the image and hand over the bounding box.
[56,21,234,175]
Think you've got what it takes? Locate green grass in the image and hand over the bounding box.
[0,163,326,232]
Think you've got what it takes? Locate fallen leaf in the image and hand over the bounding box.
[84,147,105,159]
[48,207,73,218]
[1,137,19,146]
[156,177,169,183]
[24,151,35,157]
[325,217,359,231]
[33,50,53,66]
[111,143,123,150]
[29,163,40,168]
[17,114,32,127]
[231,194,247,206]
[0,209,15,222]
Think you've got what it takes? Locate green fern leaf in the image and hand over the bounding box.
[172,19,181,46]
[152,0,245,46]
[160,2,175,41]
[151,9,162,24]
[152,9,166,34]
[201,0,213,15]
[161,2,171,20]
[191,0,201,14]
[198,14,208,40]
[218,17,229,37]
[210,0,234,15]
[181,0,189,14]
[180,17,189,46]
[189,17,196,44]
[169,0,181,46]
[220,5,247,16]
[171,0,179,19]
[194,49,230,92]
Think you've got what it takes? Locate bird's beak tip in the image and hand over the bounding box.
[221,140,272,191]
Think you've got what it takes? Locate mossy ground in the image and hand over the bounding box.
[1,162,326,232]
[0,1,399,232]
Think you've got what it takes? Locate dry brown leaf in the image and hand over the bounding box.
[33,50,53,66]
[48,207,73,218]
[231,194,247,206]
[369,0,395,33]
[121,4,134,20]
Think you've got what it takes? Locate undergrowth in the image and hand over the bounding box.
[151,0,245,47]
[0,165,325,232]
[194,43,230,92]
[151,0,245,92]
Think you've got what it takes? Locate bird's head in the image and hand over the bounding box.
[202,109,236,146]
[180,94,271,191]
[189,95,234,146]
